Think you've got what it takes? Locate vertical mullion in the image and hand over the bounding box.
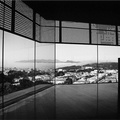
[97,44,99,118]
[11,0,15,33]
[34,41,36,120]
[116,25,118,45]
[59,20,62,43]
[2,0,5,119]
[40,16,41,42]
[89,23,92,44]
[54,20,56,120]
[33,10,35,40]
[118,58,120,118]
[33,10,36,120]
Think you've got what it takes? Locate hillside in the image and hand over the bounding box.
[58,62,118,70]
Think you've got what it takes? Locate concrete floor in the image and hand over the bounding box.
[56,83,118,119]
[0,83,118,120]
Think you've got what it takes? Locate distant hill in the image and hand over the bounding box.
[66,60,80,63]
[16,59,81,63]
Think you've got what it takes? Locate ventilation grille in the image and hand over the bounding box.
[15,0,33,20]
[15,12,33,38]
[4,6,12,30]
[0,3,4,28]
[0,3,12,31]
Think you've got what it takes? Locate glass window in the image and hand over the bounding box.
[36,43,55,119]
[62,21,89,28]
[56,44,97,119]
[92,30,116,45]
[3,32,35,119]
[41,27,55,42]
[62,28,89,43]
[98,46,118,118]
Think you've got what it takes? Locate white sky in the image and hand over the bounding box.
[56,44,120,62]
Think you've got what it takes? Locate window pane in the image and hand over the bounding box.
[92,30,116,45]
[3,32,35,119]
[92,24,115,30]
[36,43,55,119]
[98,46,118,118]
[41,27,55,42]
[56,44,97,119]
[62,28,89,43]
[62,21,89,28]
